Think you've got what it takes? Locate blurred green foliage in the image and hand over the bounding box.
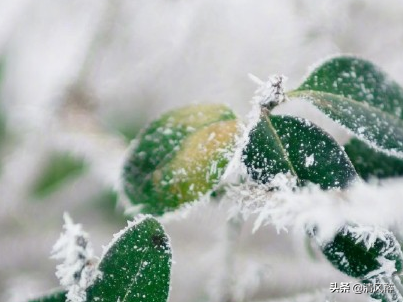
[31,152,87,198]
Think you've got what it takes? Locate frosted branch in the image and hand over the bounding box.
[51,213,100,302]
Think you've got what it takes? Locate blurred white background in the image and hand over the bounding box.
[0,0,403,301]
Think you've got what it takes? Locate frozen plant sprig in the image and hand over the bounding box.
[248,74,288,109]
[226,173,300,233]
[51,213,100,302]
[226,176,403,242]
[222,74,287,183]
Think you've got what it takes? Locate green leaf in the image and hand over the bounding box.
[31,152,86,198]
[321,225,403,280]
[86,216,172,302]
[288,56,403,157]
[123,104,239,215]
[344,138,403,180]
[243,112,357,189]
[29,291,66,302]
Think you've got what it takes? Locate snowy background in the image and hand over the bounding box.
[1,0,403,301]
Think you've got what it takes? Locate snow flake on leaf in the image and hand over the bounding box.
[305,154,315,168]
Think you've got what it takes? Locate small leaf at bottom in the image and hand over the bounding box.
[86,216,172,302]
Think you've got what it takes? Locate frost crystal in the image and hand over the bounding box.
[226,173,299,233]
[51,213,100,302]
[226,177,403,243]
[347,225,403,279]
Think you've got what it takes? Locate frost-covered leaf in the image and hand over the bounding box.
[32,152,86,198]
[344,138,403,180]
[288,56,403,157]
[322,225,403,302]
[362,276,403,302]
[86,216,172,302]
[243,112,357,189]
[321,225,403,280]
[123,104,239,215]
[29,291,66,302]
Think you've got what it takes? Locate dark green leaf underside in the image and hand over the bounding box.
[28,291,66,302]
[86,217,171,302]
[297,56,403,118]
[288,90,403,157]
[345,138,403,180]
[289,56,403,157]
[243,113,357,189]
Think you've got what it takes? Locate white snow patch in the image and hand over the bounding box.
[305,154,315,168]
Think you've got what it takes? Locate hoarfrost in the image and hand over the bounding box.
[365,256,397,280]
[342,225,386,250]
[51,213,100,302]
[348,225,403,280]
[227,177,403,243]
